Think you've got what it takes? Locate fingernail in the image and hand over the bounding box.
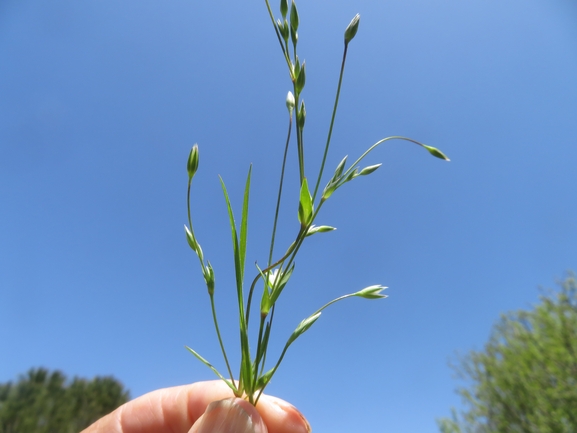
[196,398,267,433]
[267,398,312,433]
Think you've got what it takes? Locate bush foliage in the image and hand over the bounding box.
[0,368,129,433]
[438,274,577,433]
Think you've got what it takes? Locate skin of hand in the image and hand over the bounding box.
[82,380,311,433]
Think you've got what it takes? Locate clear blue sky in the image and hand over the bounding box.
[1,0,576,431]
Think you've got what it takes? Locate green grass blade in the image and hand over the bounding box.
[185,346,237,394]
[239,166,252,287]
[239,330,253,397]
[298,178,313,227]
[219,176,243,302]
[220,176,253,395]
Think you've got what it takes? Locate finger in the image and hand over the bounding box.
[182,381,310,433]
[184,381,311,433]
[189,398,267,433]
[82,382,235,433]
[255,394,312,433]
[82,380,310,433]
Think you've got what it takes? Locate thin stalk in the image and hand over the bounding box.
[259,308,274,376]
[210,295,236,383]
[268,115,293,266]
[187,182,204,271]
[187,181,236,385]
[312,43,349,202]
[254,314,267,372]
[311,292,357,316]
[294,90,305,184]
[263,0,294,80]
[298,124,305,184]
[247,115,292,355]
[340,136,428,181]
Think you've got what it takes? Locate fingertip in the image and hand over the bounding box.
[190,398,267,433]
[256,395,311,433]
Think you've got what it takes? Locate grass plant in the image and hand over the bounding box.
[184,0,449,406]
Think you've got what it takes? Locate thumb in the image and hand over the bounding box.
[190,398,268,433]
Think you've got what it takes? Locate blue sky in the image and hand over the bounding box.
[1,0,576,431]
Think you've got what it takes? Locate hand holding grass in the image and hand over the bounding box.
[82,381,311,433]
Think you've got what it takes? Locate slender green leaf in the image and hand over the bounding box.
[239,330,253,395]
[219,176,242,294]
[298,178,313,226]
[185,346,236,393]
[219,176,251,397]
[239,166,252,285]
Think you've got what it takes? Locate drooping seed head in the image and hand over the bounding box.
[423,144,451,161]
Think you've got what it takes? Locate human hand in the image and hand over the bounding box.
[82,380,311,433]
